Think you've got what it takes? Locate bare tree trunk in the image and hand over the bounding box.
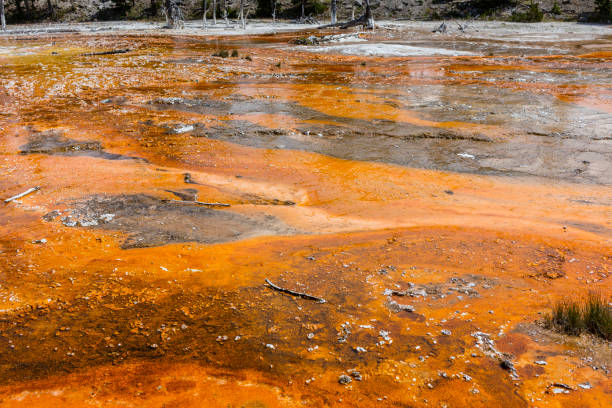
[240,0,245,29]
[222,0,228,26]
[165,0,175,28]
[364,0,373,29]
[213,0,216,24]
[0,0,5,31]
[331,0,336,24]
[203,0,207,27]
[24,0,31,16]
[318,0,373,29]
[351,2,355,20]
[272,0,276,23]
[164,0,184,29]
[301,0,305,19]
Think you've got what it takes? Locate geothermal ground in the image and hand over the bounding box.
[0,20,611,407]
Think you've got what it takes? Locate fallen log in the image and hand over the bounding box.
[550,383,575,391]
[4,186,40,203]
[81,49,131,56]
[265,278,326,303]
[319,0,373,30]
[162,199,230,207]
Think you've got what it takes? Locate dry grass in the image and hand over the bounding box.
[545,293,612,341]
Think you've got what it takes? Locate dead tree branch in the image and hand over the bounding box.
[4,186,40,203]
[432,22,447,33]
[81,48,130,56]
[265,278,327,303]
[1,0,6,31]
[162,199,230,207]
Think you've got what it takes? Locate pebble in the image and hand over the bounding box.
[379,330,392,341]
[441,329,451,336]
[578,383,592,390]
[500,359,515,372]
[534,360,547,365]
[174,124,195,134]
[338,374,352,385]
[99,213,115,223]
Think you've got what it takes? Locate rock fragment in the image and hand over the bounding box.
[338,374,352,385]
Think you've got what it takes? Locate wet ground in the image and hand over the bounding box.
[0,20,611,407]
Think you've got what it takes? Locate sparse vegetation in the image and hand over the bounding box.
[472,0,515,12]
[279,0,326,19]
[551,1,561,15]
[424,7,441,20]
[213,49,240,58]
[212,49,229,58]
[595,0,612,22]
[510,1,543,23]
[545,294,612,341]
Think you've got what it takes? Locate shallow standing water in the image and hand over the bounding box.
[0,20,611,407]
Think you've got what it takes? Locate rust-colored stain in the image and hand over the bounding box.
[0,30,610,407]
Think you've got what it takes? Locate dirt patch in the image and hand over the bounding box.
[238,193,296,206]
[516,323,612,373]
[20,130,145,162]
[388,274,498,303]
[0,284,335,384]
[164,188,199,201]
[44,194,296,248]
